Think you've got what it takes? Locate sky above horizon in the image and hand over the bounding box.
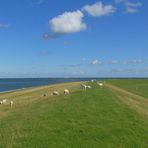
[0,0,147,78]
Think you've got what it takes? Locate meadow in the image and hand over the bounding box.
[0,79,148,148]
[106,79,148,98]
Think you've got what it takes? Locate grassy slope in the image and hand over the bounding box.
[0,81,148,148]
[106,79,148,98]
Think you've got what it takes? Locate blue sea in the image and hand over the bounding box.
[0,78,101,92]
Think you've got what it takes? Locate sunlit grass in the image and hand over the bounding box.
[0,80,148,148]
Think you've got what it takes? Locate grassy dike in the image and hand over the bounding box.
[0,80,148,148]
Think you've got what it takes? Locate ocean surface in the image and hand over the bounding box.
[0,78,101,92]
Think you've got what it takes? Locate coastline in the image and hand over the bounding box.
[0,77,147,94]
[0,78,95,93]
[0,81,83,95]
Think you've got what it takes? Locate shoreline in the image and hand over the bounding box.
[0,81,83,95]
[0,84,49,94]
[0,77,147,94]
[0,78,95,94]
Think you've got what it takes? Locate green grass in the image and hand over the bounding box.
[0,80,148,148]
[106,79,148,98]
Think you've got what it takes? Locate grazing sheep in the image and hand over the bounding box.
[97,82,103,88]
[81,84,87,90]
[2,99,7,104]
[81,84,92,90]
[87,85,92,89]
[10,101,13,108]
[52,91,60,95]
[91,80,94,82]
[64,89,70,95]
[0,101,2,105]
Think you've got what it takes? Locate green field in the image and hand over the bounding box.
[0,79,148,148]
[106,79,148,98]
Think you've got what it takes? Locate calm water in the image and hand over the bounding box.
[0,78,101,92]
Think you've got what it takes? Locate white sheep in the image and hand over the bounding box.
[2,99,7,104]
[87,85,92,89]
[52,91,60,95]
[81,84,92,90]
[64,89,70,95]
[10,101,13,108]
[81,84,87,90]
[97,82,103,88]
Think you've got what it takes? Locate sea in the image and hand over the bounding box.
[0,78,103,93]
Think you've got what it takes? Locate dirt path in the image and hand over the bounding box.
[104,83,148,117]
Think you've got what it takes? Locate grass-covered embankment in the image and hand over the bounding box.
[0,80,148,148]
[106,79,148,98]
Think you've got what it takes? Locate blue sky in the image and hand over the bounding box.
[0,0,147,78]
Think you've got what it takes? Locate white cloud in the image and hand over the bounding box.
[91,59,144,65]
[83,2,116,17]
[91,59,119,65]
[91,59,102,65]
[115,0,142,14]
[125,2,142,13]
[49,10,86,34]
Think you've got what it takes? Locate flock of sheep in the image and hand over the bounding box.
[0,80,104,108]
[51,80,104,95]
[0,89,70,108]
[81,80,104,91]
[52,89,70,96]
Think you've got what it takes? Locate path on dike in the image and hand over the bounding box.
[104,83,148,117]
